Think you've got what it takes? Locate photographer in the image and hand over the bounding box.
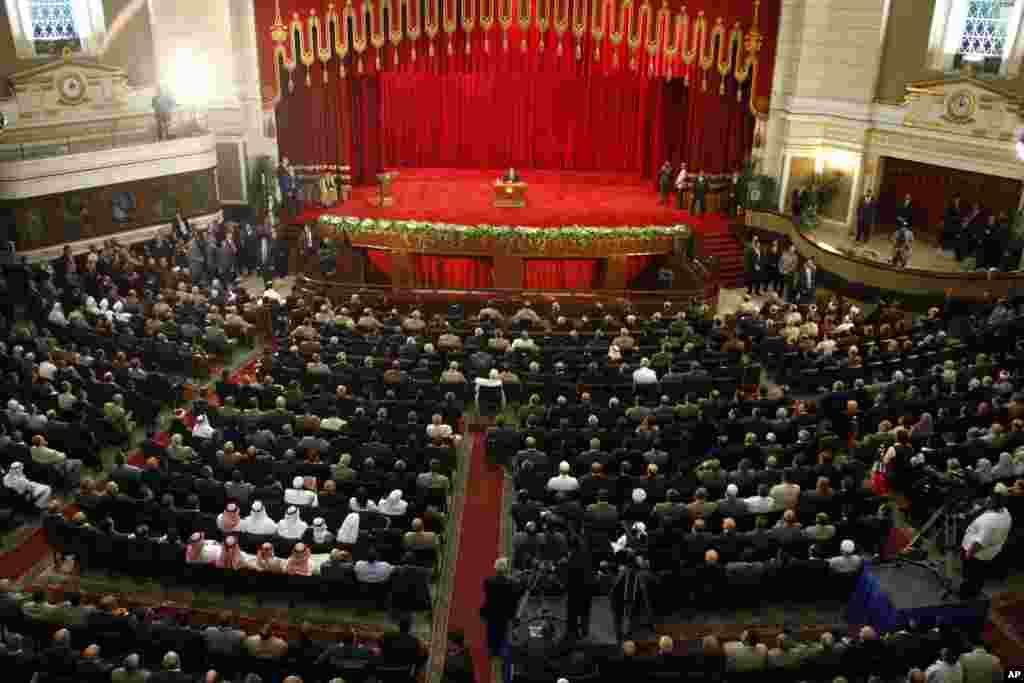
[959,485,1013,599]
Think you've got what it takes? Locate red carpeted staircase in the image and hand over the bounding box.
[696,219,745,289]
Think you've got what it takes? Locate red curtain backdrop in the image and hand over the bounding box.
[380,72,657,172]
[524,259,599,290]
[412,255,494,289]
[274,67,351,169]
[255,0,780,181]
[366,248,393,276]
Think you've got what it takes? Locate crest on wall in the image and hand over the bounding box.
[903,75,1023,139]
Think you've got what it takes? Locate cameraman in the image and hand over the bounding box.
[959,485,1013,599]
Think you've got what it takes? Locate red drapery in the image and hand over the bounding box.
[524,259,599,290]
[412,255,494,289]
[255,1,779,182]
[366,248,393,278]
[380,72,657,172]
[625,254,656,285]
[878,157,1023,232]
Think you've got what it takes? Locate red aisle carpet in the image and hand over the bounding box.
[298,168,727,232]
[448,433,506,683]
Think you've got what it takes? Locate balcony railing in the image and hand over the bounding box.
[0,112,207,162]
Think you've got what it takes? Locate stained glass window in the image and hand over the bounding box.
[928,0,1024,75]
[5,0,106,58]
[29,0,82,55]
[957,0,1016,59]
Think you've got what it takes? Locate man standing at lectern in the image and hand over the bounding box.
[503,168,520,183]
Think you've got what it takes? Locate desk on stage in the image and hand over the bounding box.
[494,180,527,208]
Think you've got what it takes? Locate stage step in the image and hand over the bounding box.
[696,224,745,288]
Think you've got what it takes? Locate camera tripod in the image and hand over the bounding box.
[901,497,967,600]
[613,566,653,637]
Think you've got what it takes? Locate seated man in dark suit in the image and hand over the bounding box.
[380,615,427,668]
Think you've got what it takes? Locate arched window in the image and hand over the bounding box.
[5,0,106,59]
[928,0,1024,76]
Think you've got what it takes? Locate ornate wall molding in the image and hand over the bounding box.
[0,133,218,200]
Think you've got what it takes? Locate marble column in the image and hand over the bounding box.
[147,0,239,111]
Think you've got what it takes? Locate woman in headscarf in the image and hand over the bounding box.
[48,302,68,327]
[240,501,279,535]
[338,511,360,545]
[276,505,308,539]
[377,489,408,516]
[217,503,242,533]
[216,535,246,570]
[249,543,284,573]
[993,451,1015,480]
[2,462,52,508]
[285,543,313,576]
[310,517,334,546]
[192,415,214,440]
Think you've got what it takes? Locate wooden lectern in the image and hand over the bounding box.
[369,171,398,207]
[494,180,527,208]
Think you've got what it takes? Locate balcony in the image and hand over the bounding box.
[0,111,208,162]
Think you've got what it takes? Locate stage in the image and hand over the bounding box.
[296,168,730,235]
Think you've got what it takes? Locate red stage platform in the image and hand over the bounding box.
[297,168,727,233]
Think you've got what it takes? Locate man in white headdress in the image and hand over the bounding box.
[276,506,308,539]
[377,490,408,516]
[310,517,334,546]
[284,477,318,507]
[338,511,360,544]
[217,503,242,533]
[3,462,52,509]
[192,415,215,440]
[828,539,863,574]
[241,501,279,535]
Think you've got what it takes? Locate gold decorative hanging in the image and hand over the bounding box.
[267,0,770,113]
[627,1,650,74]
[591,0,612,62]
[424,0,441,55]
[535,0,550,51]
[479,0,495,52]
[498,0,514,51]
[517,0,531,52]
[462,0,477,54]
[571,0,588,61]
